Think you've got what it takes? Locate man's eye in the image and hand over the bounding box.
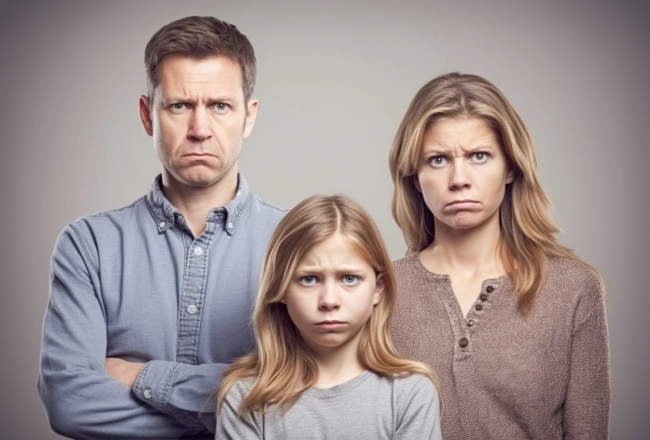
[170,103,186,111]
[215,103,228,111]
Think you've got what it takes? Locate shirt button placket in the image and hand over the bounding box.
[178,234,210,364]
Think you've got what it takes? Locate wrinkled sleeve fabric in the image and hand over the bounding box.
[134,360,229,432]
[563,273,611,439]
[395,375,442,440]
[215,380,263,439]
[37,225,204,439]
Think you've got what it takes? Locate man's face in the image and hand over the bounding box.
[139,54,257,190]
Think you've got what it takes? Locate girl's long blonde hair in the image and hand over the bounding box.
[217,195,438,415]
[389,72,602,313]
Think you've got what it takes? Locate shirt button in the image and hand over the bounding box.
[227,222,234,229]
[480,293,488,301]
[459,337,469,347]
[187,304,198,314]
[159,222,166,229]
[475,303,483,311]
[486,285,495,293]
[143,389,152,399]
[467,319,474,326]
[193,247,203,256]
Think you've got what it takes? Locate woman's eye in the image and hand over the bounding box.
[429,156,448,167]
[341,275,359,285]
[472,152,488,163]
[300,276,318,285]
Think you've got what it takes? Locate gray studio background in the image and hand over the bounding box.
[1,0,648,438]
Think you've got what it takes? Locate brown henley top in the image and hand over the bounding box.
[391,254,610,439]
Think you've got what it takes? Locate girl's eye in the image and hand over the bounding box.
[300,275,318,285]
[429,156,448,167]
[341,275,359,285]
[472,152,488,163]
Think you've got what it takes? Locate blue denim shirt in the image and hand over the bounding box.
[37,174,285,439]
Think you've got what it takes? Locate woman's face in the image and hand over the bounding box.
[415,117,514,234]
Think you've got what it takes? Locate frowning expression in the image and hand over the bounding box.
[416,117,514,233]
[284,233,385,357]
[139,54,258,189]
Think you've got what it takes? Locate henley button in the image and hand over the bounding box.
[193,247,203,256]
[143,389,152,399]
[459,337,469,347]
[480,293,488,301]
[486,285,495,293]
[475,303,483,311]
[467,319,474,326]
[187,305,198,314]
[159,222,166,229]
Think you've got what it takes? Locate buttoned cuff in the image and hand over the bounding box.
[133,360,181,413]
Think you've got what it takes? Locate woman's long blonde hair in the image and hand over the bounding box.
[389,72,602,313]
[217,195,438,415]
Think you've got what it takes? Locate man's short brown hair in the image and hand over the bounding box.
[145,16,256,102]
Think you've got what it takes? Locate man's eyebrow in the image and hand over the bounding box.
[161,95,237,102]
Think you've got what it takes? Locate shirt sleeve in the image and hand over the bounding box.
[37,225,209,439]
[215,380,263,439]
[133,359,228,432]
[395,374,442,440]
[563,274,611,439]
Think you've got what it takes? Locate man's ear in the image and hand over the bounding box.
[139,95,153,136]
[243,99,258,139]
[373,273,386,306]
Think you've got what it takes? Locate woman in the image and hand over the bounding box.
[389,73,610,439]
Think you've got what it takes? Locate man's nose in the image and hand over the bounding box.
[187,109,213,142]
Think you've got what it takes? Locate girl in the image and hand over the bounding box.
[216,195,441,439]
[389,72,610,439]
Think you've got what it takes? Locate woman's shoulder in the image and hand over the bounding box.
[546,257,603,299]
[392,253,420,272]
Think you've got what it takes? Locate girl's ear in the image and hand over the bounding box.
[373,273,386,305]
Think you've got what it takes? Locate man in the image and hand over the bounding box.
[37,16,284,439]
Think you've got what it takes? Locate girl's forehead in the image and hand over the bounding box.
[296,232,374,266]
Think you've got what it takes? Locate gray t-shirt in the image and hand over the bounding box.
[216,370,441,439]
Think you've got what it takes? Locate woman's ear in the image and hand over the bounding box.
[373,273,386,305]
[413,175,422,193]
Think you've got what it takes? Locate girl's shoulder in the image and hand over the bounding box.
[390,373,439,403]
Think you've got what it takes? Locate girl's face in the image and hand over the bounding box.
[415,117,514,234]
[284,232,385,358]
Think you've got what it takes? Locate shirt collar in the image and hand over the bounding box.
[145,173,251,236]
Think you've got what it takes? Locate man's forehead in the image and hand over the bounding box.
[155,54,244,99]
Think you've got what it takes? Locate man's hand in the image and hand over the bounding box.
[105,358,146,388]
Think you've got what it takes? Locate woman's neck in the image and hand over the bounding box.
[422,214,506,279]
